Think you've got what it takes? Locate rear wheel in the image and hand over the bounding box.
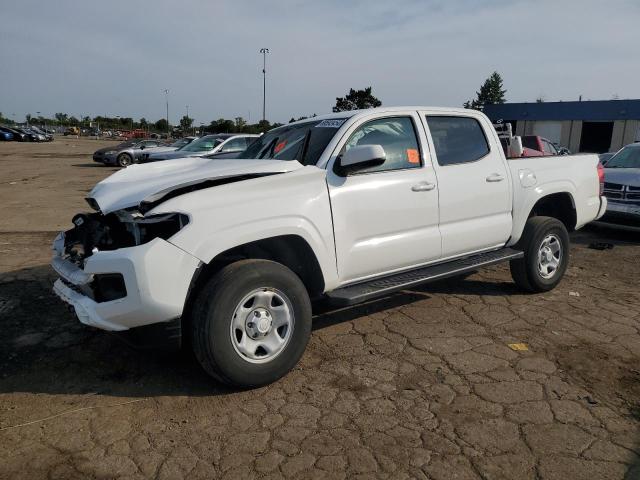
[191,259,312,387]
[510,216,569,292]
[117,153,132,167]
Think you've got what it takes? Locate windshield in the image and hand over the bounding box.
[181,135,223,152]
[171,138,191,148]
[606,146,640,168]
[239,119,347,165]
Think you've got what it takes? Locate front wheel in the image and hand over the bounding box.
[191,259,312,387]
[117,153,132,167]
[510,216,570,292]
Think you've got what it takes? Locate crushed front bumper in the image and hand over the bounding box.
[51,233,201,331]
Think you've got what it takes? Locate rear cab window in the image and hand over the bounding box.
[425,116,490,166]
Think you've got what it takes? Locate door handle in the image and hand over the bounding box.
[486,173,504,182]
[411,182,436,192]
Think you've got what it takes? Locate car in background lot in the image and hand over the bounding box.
[14,127,43,142]
[521,135,560,156]
[0,128,14,141]
[600,143,640,228]
[599,152,616,165]
[139,137,198,162]
[92,139,170,167]
[29,126,54,141]
[141,134,258,163]
[0,126,28,141]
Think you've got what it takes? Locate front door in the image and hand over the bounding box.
[326,113,442,284]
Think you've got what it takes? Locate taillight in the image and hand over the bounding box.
[597,162,605,195]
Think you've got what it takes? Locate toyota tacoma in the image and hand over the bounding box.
[52,107,607,387]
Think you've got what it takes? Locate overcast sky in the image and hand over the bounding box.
[1,0,638,125]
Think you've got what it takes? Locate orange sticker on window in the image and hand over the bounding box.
[407,148,420,164]
[274,141,287,154]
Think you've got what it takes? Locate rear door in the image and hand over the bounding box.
[421,112,512,258]
[326,112,441,284]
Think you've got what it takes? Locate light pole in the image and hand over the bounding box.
[163,89,170,138]
[259,48,269,123]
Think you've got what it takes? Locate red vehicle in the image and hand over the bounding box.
[521,135,559,156]
[122,129,148,139]
[494,123,555,158]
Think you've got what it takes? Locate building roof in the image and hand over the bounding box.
[483,99,640,122]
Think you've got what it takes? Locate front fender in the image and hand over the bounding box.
[153,166,340,290]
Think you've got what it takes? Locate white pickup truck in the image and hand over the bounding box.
[52,106,607,386]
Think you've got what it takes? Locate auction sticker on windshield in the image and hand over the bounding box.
[316,119,346,128]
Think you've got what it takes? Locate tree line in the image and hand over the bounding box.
[0,76,507,134]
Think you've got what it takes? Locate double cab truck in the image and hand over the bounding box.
[52,107,607,387]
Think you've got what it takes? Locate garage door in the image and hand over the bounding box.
[532,121,562,145]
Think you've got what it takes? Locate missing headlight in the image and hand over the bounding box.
[130,212,189,245]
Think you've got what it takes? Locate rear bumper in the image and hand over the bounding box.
[51,234,201,331]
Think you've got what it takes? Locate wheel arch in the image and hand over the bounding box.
[509,188,577,246]
[182,234,326,323]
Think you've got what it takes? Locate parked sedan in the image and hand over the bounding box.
[93,139,169,167]
[141,134,258,163]
[29,126,54,141]
[0,126,27,141]
[0,127,14,141]
[139,137,198,162]
[600,143,640,228]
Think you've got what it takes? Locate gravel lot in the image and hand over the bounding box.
[0,137,639,479]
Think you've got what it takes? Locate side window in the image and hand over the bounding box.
[426,116,490,166]
[221,137,247,152]
[543,141,556,155]
[342,116,421,174]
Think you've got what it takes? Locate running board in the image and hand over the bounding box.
[327,248,524,306]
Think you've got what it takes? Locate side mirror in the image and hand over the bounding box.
[140,145,145,150]
[335,144,386,175]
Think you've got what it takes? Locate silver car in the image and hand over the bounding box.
[601,143,640,228]
[94,139,169,167]
[143,134,258,163]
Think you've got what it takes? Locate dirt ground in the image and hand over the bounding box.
[0,137,639,480]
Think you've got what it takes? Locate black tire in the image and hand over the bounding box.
[510,216,570,293]
[191,259,312,387]
[117,153,132,167]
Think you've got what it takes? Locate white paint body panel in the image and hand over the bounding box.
[52,106,606,331]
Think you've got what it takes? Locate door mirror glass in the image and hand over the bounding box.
[340,144,386,168]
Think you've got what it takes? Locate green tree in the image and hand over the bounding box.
[179,115,193,131]
[139,118,148,128]
[55,113,68,125]
[463,72,507,111]
[333,87,382,112]
[234,117,247,131]
[154,118,168,131]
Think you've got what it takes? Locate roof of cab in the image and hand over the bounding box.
[288,106,479,126]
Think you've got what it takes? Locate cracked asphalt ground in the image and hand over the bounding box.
[1,138,639,480]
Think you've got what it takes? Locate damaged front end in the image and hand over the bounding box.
[51,206,198,332]
[61,209,189,262]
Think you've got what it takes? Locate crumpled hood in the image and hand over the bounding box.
[88,157,304,213]
[604,168,640,187]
